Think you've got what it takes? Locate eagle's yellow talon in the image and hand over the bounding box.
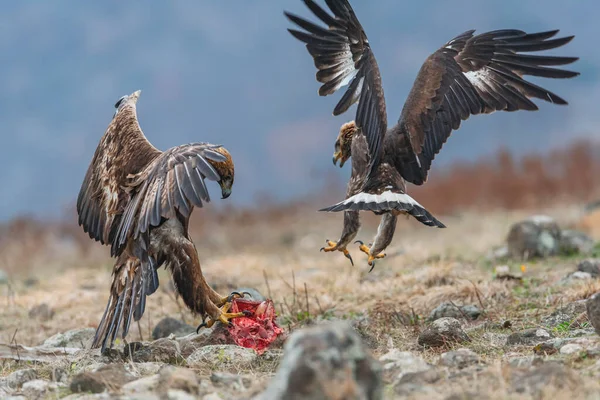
[320,240,354,265]
[197,301,248,330]
[355,240,385,269]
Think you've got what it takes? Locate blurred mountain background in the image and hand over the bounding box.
[0,0,597,220]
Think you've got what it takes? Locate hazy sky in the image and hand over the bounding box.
[0,1,597,220]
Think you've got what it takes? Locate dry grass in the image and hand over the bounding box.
[2,144,600,398]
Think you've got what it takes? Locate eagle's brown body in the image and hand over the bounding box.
[77,91,239,351]
[286,0,580,267]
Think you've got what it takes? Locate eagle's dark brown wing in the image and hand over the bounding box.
[285,0,388,178]
[110,143,227,256]
[392,29,579,185]
[77,93,161,247]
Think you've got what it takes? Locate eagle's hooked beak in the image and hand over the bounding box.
[333,151,344,167]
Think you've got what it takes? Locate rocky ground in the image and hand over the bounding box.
[2,207,600,399]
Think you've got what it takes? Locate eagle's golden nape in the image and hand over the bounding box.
[285,0,579,268]
[78,90,248,352]
[332,121,357,168]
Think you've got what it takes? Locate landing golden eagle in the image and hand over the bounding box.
[77,90,246,351]
[285,0,579,268]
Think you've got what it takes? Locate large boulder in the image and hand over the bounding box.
[256,321,382,400]
[506,215,562,259]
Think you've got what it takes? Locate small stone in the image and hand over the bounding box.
[542,300,587,328]
[121,375,160,396]
[210,372,250,390]
[438,348,480,369]
[167,389,196,400]
[559,230,595,255]
[6,368,37,389]
[152,317,196,340]
[508,363,581,395]
[203,394,223,400]
[506,328,553,346]
[427,302,481,321]
[578,259,600,277]
[561,271,593,284]
[586,292,600,336]
[507,215,562,259]
[128,338,185,364]
[482,332,509,347]
[158,366,201,395]
[187,345,256,367]
[125,362,163,378]
[235,287,266,302]
[379,349,431,381]
[28,304,55,321]
[256,321,382,400]
[394,369,441,397]
[22,380,50,400]
[418,318,470,348]
[43,328,95,348]
[560,343,584,355]
[70,364,135,393]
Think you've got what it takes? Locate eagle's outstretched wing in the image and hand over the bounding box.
[391,29,579,185]
[110,143,227,257]
[285,0,387,178]
[76,92,161,247]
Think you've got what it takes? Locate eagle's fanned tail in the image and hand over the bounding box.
[319,191,445,228]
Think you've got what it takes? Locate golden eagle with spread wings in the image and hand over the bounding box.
[285,0,579,269]
[77,90,247,351]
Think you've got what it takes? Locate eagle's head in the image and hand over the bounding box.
[333,121,357,168]
[113,90,141,118]
[208,147,235,199]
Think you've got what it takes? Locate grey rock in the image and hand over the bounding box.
[211,372,250,391]
[438,348,480,369]
[508,363,581,395]
[236,287,266,302]
[560,343,584,355]
[559,230,595,255]
[561,271,593,285]
[22,380,51,400]
[70,364,135,393]
[127,338,185,364]
[542,300,587,328]
[578,259,600,277]
[428,302,481,321]
[506,215,561,259]
[506,328,553,346]
[586,292,600,336]
[394,369,441,397]
[125,362,163,378]
[187,344,256,367]
[256,321,382,400]
[121,374,160,397]
[166,390,197,400]
[6,368,37,389]
[158,366,201,396]
[482,332,509,347]
[418,318,470,348]
[152,317,196,340]
[379,349,431,381]
[203,394,224,400]
[28,303,55,321]
[43,328,95,348]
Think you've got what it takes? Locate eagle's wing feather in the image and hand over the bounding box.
[76,101,161,246]
[285,0,388,179]
[391,29,579,185]
[110,143,226,256]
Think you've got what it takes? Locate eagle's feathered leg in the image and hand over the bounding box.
[320,210,360,266]
[355,212,398,271]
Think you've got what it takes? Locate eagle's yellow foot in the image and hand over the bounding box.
[320,239,354,266]
[354,241,386,271]
[216,291,244,307]
[196,299,252,332]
